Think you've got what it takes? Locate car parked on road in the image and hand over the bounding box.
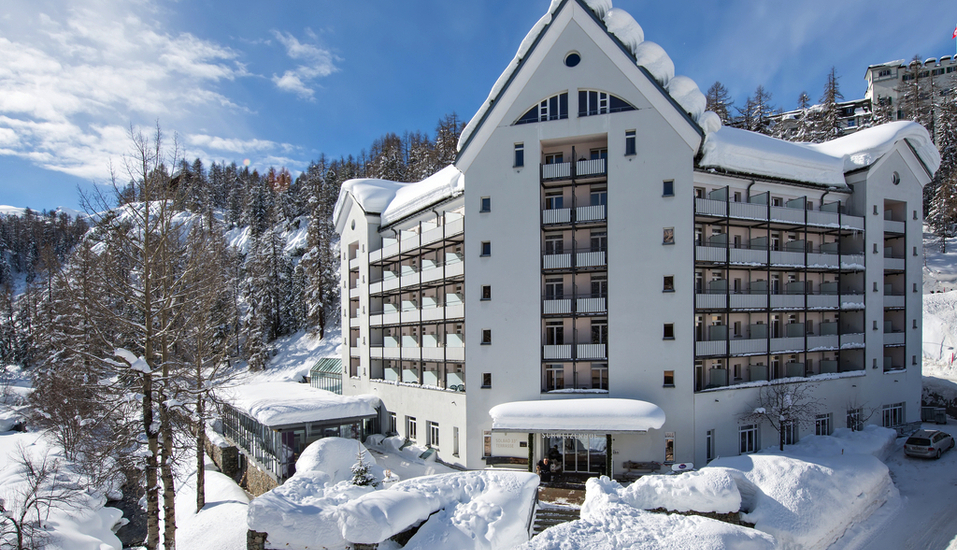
[904,429,955,459]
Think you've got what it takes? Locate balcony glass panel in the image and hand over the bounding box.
[543,208,571,225]
[576,204,606,223]
[544,299,572,315]
[544,345,573,360]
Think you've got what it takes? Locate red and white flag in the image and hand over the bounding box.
[952,25,957,39]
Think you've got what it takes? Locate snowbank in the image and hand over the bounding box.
[709,453,892,550]
[246,438,385,550]
[522,487,774,550]
[248,438,536,550]
[220,382,379,427]
[340,470,539,549]
[585,470,740,514]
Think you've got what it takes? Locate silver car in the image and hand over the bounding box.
[904,429,955,459]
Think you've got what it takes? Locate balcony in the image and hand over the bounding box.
[883,250,905,271]
[541,204,607,227]
[696,243,864,270]
[541,343,607,360]
[694,197,865,230]
[884,294,905,309]
[349,257,361,270]
[884,331,905,346]
[542,248,606,270]
[884,219,905,234]
[540,158,607,182]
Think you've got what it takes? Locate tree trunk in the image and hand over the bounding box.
[144,373,160,550]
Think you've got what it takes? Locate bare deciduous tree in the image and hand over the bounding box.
[741,381,821,451]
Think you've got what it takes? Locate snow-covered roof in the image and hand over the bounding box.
[221,382,379,427]
[489,398,665,433]
[804,120,941,176]
[333,165,464,230]
[457,0,719,154]
[698,121,939,187]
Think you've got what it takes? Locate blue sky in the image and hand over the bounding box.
[0,0,953,212]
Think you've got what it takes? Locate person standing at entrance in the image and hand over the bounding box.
[536,457,552,482]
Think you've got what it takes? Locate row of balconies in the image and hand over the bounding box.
[368,256,464,294]
[369,217,465,263]
[542,204,606,226]
[543,249,606,270]
[695,292,865,311]
[380,366,465,389]
[694,197,865,230]
[695,332,866,357]
[369,342,466,362]
[542,343,607,361]
[368,302,465,326]
[695,244,865,270]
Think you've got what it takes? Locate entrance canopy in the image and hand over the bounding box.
[489,398,665,434]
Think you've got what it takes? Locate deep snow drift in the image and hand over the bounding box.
[247,437,539,550]
[522,426,896,550]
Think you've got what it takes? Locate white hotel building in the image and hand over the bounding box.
[333,0,940,477]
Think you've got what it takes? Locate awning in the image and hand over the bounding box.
[489,398,666,433]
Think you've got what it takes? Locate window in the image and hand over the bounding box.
[663,275,675,292]
[590,187,607,206]
[663,227,675,245]
[481,285,491,300]
[545,192,564,210]
[591,363,608,389]
[579,90,636,116]
[663,370,675,386]
[782,421,797,446]
[406,416,417,441]
[428,421,440,448]
[625,130,636,156]
[663,180,674,197]
[480,197,491,212]
[664,434,675,463]
[453,427,460,457]
[545,278,564,300]
[514,143,524,167]
[545,364,564,391]
[481,241,491,256]
[390,412,397,435]
[564,52,581,67]
[663,323,675,339]
[482,373,492,388]
[517,92,569,124]
[545,234,564,255]
[706,429,715,462]
[544,152,564,165]
[739,424,758,454]
[590,230,607,252]
[591,320,608,345]
[591,274,607,298]
[546,322,564,345]
[815,413,832,436]
[882,402,905,428]
[481,329,492,345]
[483,430,492,456]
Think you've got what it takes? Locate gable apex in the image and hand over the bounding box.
[456,0,711,163]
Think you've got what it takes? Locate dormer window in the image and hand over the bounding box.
[516,92,569,125]
[578,90,636,117]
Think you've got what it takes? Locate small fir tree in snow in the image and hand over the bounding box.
[351,447,379,488]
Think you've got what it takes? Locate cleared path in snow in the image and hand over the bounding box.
[831,424,957,550]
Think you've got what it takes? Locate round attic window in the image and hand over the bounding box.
[564,52,581,67]
[892,172,900,185]
[351,220,356,230]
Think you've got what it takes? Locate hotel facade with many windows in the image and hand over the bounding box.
[334,0,938,476]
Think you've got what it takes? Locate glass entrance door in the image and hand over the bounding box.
[544,435,606,475]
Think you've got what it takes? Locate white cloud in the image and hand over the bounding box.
[271,30,339,100]
[0,0,299,181]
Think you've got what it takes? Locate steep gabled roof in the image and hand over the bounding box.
[456,0,719,159]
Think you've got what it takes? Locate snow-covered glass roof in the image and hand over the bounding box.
[489,398,666,433]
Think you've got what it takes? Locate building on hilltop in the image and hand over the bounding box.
[865,56,957,121]
[334,0,940,477]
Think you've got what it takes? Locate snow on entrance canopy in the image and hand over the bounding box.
[490,398,665,433]
[220,382,379,428]
[333,165,464,229]
[457,0,718,153]
[699,120,940,188]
